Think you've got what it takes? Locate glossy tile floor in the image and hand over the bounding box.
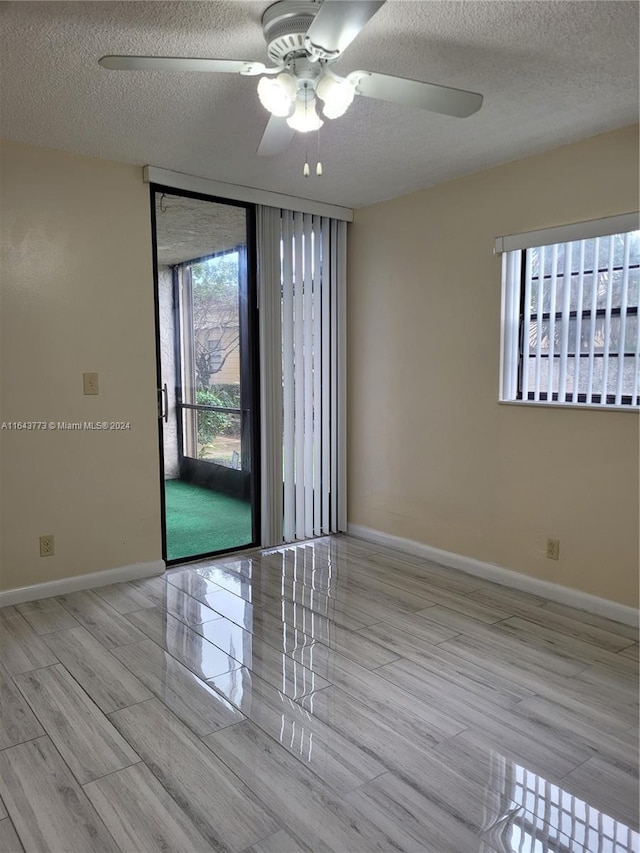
[0,536,638,853]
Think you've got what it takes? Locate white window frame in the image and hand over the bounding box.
[498,212,640,410]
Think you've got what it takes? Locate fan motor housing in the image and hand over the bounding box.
[262,0,320,64]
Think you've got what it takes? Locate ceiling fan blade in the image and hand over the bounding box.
[305,1,386,59]
[257,115,295,157]
[354,71,483,118]
[98,56,267,75]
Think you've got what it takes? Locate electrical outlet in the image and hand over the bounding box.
[39,534,55,557]
[83,372,99,395]
[546,538,560,561]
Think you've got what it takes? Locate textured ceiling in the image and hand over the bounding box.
[1,1,638,208]
[155,193,247,265]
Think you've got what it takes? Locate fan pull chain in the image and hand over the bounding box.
[316,127,323,175]
[303,87,310,176]
[300,85,322,176]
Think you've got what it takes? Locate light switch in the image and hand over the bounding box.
[83,372,99,395]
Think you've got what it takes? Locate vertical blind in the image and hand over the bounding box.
[281,211,347,541]
[258,207,347,546]
[257,207,284,547]
[499,214,639,408]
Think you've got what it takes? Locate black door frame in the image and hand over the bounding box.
[150,184,261,565]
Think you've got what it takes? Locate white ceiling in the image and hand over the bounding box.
[1,1,638,209]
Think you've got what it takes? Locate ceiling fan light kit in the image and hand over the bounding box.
[257,72,297,117]
[287,91,324,132]
[98,0,483,159]
[315,74,356,120]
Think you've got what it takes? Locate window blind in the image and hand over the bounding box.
[258,207,347,545]
[281,211,347,541]
[500,225,640,408]
[257,206,284,547]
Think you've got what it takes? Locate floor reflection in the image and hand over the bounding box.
[166,538,638,852]
[211,668,317,764]
[486,756,639,853]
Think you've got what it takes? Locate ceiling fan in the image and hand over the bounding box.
[99,0,483,158]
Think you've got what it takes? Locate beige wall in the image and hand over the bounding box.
[348,125,639,607]
[2,129,638,604]
[0,141,162,592]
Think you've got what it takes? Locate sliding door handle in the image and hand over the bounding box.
[158,384,169,422]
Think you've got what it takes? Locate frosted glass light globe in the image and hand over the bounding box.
[257,73,297,117]
[286,97,324,132]
[316,75,355,119]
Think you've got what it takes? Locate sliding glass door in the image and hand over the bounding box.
[153,188,259,563]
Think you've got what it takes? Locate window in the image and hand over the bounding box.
[499,214,640,408]
[207,337,223,373]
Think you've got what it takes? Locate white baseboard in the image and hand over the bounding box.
[348,524,639,628]
[0,560,165,608]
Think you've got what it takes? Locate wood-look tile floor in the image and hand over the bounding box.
[0,536,638,852]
